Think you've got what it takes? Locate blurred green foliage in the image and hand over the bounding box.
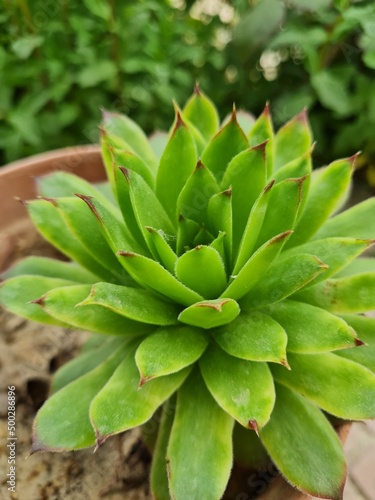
[1,0,375,186]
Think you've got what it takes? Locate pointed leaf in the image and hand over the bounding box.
[241,254,328,310]
[201,111,249,183]
[313,198,375,241]
[79,282,180,325]
[112,148,154,188]
[167,368,233,500]
[156,114,197,221]
[264,300,358,353]
[248,103,274,177]
[145,227,177,274]
[294,273,375,313]
[259,383,346,500]
[135,325,208,381]
[254,177,305,250]
[90,342,190,441]
[118,251,203,306]
[183,85,220,141]
[0,276,74,326]
[177,160,219,226]
[37,284,153,335]
[221,144,267,253]
[178,298,240,329]
[207,189,233,265]
[274,110,312,170]
[223,231,292,301]
[200,343,275,429]
[2,256,97,284]
[287,158,354,247]
[32,343,128,452]
[214,311,287,363]
[175,245,227,299]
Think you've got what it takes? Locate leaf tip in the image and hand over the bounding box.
[247,419,259,435]
[194,81,201,95]
[29,295,46,307]
[355,338,366,347]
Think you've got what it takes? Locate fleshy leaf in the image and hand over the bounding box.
[177,160,219,226]
[117,251,203,306]
[214,311,288,363]
[167,368,233,500]
[313,198,375,241]
[1,256,97,284]
[36,284,153,335]
[78,282,180,325]
[101,110,158,173]
[145,227,177,274]
[221,144,267,254]
[259,383,346,500]
[207,188,233,266]
[183,84,220,141]
[201,109,249,183]
[175,245,227,299]
[271,352,375,419]
[51,337,127,394]
[274,110,312,170]
[156,113,197,221]
[287,157,354,247]
[135,325,208,382]
[294,273,375,313]
[247,103,274,177]
[335,257,375,278]
[111,148,154,189]
[178,298,240,329]
[90,342,190,442]
[233,422,270,470]
[223,231,292,301]
[32,343,128,452]
[0,276,74,326]
[200,343,275,429]
[254,177,306,250]
[264,300,358,353]
[241,254,328,310]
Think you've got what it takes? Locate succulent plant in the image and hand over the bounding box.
[1,86,375,500]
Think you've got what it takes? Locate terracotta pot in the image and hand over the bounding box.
[0,147,352,500]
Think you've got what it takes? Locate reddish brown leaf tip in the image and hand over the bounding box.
[231,103,237,123]
[117,250,137,258]
[172,109,186,136]
[195,159,205,170]
[355,338,366,347]
[295,107,309,125]
[145,226,157,234]
[280,358,291,370]
[178,213,185,222]
[222,186,233,198]
[29,296,46,306]
[348,152,361,169]
[94,433,108,452]
[37,196,58,207]
[138,375,152,388]
[268,230,293,246]
[119,166,130,181]
[248,420,259,434]
[264,179,275,193]
[263,101,271,116]
[194,81,201,95]
[14,196,27,206]
[75,193,102,222]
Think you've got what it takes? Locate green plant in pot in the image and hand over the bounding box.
[1,87,375,500]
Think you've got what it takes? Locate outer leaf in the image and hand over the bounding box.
[178,299,240,329]
[150,399,175,500]
[78,282,180,325]
[274,110,312,170]
[32,343,128,452]
[207,189,233,265]
[51,337,127,394]
[1,256,97,284]
[175,245,227,299]
[337,315,375,372]
[36,284,153,335]
[101,110,158,173]
[0,276,73,326]
[90,342,190,442]
[264,300,358,353]
[223,231,292,301]
[214,311,288,363]
[313,198,375,241]
[287,157,354,247]
[233,423,270,470]
[248,103,274,177]
[254,177,305,250]
[183,85,220,141]
[200,344,275,430]
[177,160,219,226]
[294,273,375,313]
[26,199,112,280]
[156,114,197,221]
[167,368,234,500]
[145,227,177,275]
[335,257,375,278]
[259,383,346,500]
[283,237,372,285]
[241,254,328,310]
[221,144,267,253]
[135,325,208,382]
[118,251,203,306]
[271,352,375,419]
[201,110,249,183]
